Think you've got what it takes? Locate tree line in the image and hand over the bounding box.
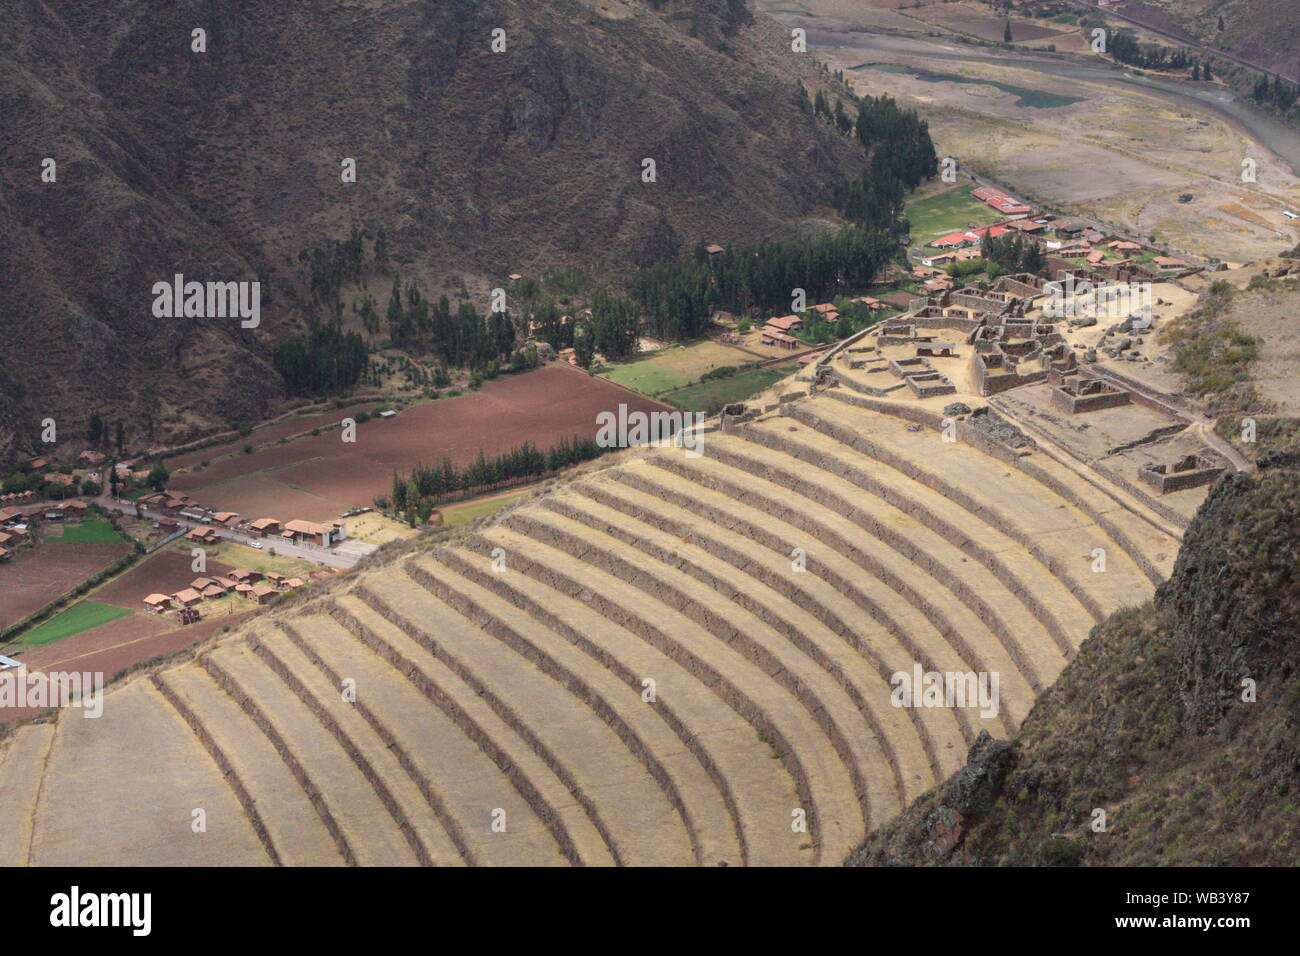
[272,320,369,397]
[383,434,607,523]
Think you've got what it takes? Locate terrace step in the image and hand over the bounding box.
[357,568,693,866]
[31,679,268,865]
[204,640,420,866]
[573,468,948,796]
[404,550,743,867]
[333,592,611,866]
[254,622,468,866]
[823,389,1184,564]
[744,411,1094,651]
[549,479,919,814]
[614,456,971,780]
[689,432,1041,727]
[277,614,565,866]
[722,424,1074,683]
[155,664,346,866]
[422,544,809,866]
[0,723,55,866]
[479,517,862,864]
[793,396,1162,615]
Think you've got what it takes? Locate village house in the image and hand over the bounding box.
[212,512,240,526]
[143,594,173,613]
[249,584,277,605]
[248,518,281,537]
[282,519,333,547]
[760,326,800,350]
[765,314,803,334]
[284,577,305,590]
[171,588,203,608]
[0,547,10,563]
[230,568,262,584]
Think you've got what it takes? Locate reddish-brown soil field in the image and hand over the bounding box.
[2,612,254,723]
[166,403,382,470]
[169,366,672,522]
[91,549,237,610]
[0,542,131,632]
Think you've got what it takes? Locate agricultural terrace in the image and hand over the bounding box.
[662,364,799,414]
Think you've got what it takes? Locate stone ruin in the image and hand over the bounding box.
[1050,377,1132,414]
[1139,452,1225,494]
[889,356,956,398]
[968,317,1076,396]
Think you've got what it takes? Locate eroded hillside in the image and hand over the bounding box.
[0,0,862,454]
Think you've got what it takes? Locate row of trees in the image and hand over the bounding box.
[630,227,901,338]
[980,232,1047,275]
[385,434,606,523]
[1108,29,1192,72]
[1251,72,1299,117]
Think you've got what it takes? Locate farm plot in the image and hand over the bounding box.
[168,367,671,522]
[166,403,383,470]
[91,548,237,611]
[15,601,133,647]
[662,364,799,414]
[0,542,131,632]
[597,340,758,395]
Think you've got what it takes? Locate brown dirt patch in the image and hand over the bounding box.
[91,548,238,611]
[0,542,131,632]
[169,366,672,521]
[2,612,256,723]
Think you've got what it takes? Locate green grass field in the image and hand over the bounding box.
[662,364,798,414]
[441,489,533,527]
[906,185,998,242]
[53,517,128,544]
[19,600,133,646]
[597,340,755,395]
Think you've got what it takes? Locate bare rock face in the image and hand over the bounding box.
[1162,467,1300,738]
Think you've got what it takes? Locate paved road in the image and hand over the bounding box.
[97,498,374,569]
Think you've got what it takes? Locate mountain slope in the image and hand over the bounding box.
[850,452,1300,867]
[0,0,863,455]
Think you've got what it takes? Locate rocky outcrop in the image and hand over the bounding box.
[850,457,1300,866]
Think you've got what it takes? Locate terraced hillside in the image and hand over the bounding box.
[0,387,1181,866]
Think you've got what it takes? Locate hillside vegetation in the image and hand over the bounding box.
[850,454,1300,866]
[0,0,864,457]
